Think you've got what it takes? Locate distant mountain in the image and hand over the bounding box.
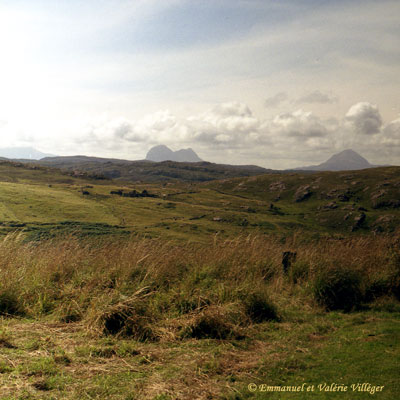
[146,145,202,162]
[295,149,376,171]
[0,147,55,160]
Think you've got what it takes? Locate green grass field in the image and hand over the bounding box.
[0,161,398,240]
[0,161,399,399]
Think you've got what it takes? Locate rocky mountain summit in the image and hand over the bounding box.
[146,145,202,162]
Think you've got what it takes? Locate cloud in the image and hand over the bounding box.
[70,102,262,159]
[62,100,399,168]
[119,111,179,143]
[381,117,400,148]
[345,102,383,135]
[77,117,133,147]
[272,109,330,138]
[296,90,338,104]
[264,92,288,108]
[118,102,262,148]
[0,119,38,148]
[191,102,260,142]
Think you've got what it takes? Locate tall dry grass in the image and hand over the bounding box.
[0,232,399,339]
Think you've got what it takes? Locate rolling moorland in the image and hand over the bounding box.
[0,160,399,399]
[34,156,271,183]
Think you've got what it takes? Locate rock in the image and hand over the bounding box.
[269,181,286,191]
[340,174,355,180]
[122,190,139,198]
[372,215,396,233]
[294,185,312,202]
[338,193,350,202]
[324,202,338,210]
[344,213,352,221]
[371,189,387,201]
[240,206,256,213]
[351,212,366,231]
[374,215,394,224]
[326,188,353,202]
[326,189,339,199]
[234,182,247,191]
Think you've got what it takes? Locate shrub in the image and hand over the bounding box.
[313,266,363,312]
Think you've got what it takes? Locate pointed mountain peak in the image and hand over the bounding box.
[295,149,374,171]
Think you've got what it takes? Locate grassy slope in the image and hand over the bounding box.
[0,161,399,240]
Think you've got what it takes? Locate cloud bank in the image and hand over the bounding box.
[57,100,399,168]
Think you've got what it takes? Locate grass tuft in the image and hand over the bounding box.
[86,288,156,341]
[0,290,24,317]
[242,289,280,323]
[313,265,363,312]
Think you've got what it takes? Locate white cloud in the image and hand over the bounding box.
[381,117,400,148]
[0,119,37,148]
[272,109,330,138]
[188,102,260,146]
[3,99,398,168]
[345,102,383,135]
[107,102,263,148]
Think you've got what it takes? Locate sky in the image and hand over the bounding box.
[0,0,399,168]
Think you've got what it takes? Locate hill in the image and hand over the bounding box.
[205,166,400,233]
[0,159,398,239]
[295,149,376,171]
[36,156,271,182]
[146,145,202,162]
